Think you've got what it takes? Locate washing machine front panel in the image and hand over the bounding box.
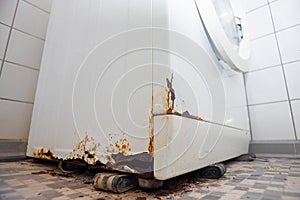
[196,0,251,72]
[27,0,154,171]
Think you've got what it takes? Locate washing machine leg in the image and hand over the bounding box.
[93,173,138,193]
[199,163,227,179]
[234,153,256,161]
[138,178,164,189]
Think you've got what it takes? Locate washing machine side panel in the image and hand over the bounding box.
[27,0,153,167]
[152,0,250,179]
[152,0,249,131]
[222,73,249,130]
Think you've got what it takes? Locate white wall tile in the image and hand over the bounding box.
[242,0,267,12]
[0,62,39,102]
[14,1,49,39]
[291,100,300,139]
[0,100,33,139]
[284,61,300,100]
[268,0,279,3]
[246,66,287,105]
[270,0,300,31]
[0,0,18,26]
[277,25,300,63]
[249,34,281,70]
[0,24,9,59]
[24,0,52,12]
[249,101,295,140]
[247,5,274,39]
[5,29,44,69]
[241,0,300,143]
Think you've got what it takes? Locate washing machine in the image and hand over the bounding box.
[27,0,251,180]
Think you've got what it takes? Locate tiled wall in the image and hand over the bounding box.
[0,0,51,158]
[242,0,300,155]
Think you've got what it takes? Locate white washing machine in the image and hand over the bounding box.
[27,0,251,180]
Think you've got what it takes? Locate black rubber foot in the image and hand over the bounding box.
[199,163,226,179]
[93,173,138,193]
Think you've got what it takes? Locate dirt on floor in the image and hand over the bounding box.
[1,157,300,200]
[1,158,229,200]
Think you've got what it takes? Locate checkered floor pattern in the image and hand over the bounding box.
[0,157,300,200]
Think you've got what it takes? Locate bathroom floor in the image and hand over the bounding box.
[0,157,299,200]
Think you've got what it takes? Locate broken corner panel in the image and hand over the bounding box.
[153,115,249,180]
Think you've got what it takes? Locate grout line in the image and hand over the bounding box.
[12,27,45,41]
[250,32,274,42]
[250,23,300,42]
[250,24,300,42]
[267,0,280,3]
[248,99,289,107]
[3,60,40,72]
[267,1,298,140]
[245,0,280,14]
[246,59,300,74]
[0,97,34,105]
[243,73,253,140]
[290,98,300,102]
[281,59,300,66]
[276,23,300,34]
[0,22,10,28]
[246,3,268,14]
[245,64,281,74]
[0,0,20,77]
[22,0,50,14]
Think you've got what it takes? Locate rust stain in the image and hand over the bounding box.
[152,74,204,122]
[148,114,154,155]
[69,133,101,164]
[33,148,56,160]
[111,138,131,154]
[148,74,176,155]
[148,134,154,154]
[148,88,154,155]
[104,134,132,157]
[153,88,169,111]
[32,132,153,176]
[182,111,204,121]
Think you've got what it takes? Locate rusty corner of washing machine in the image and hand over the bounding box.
[32,132,153,177]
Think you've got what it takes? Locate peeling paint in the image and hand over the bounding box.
[154,110,204,121]
[109,152,153,175]
[166,74,176,112]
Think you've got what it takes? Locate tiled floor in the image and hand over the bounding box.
[0,157,299,200]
